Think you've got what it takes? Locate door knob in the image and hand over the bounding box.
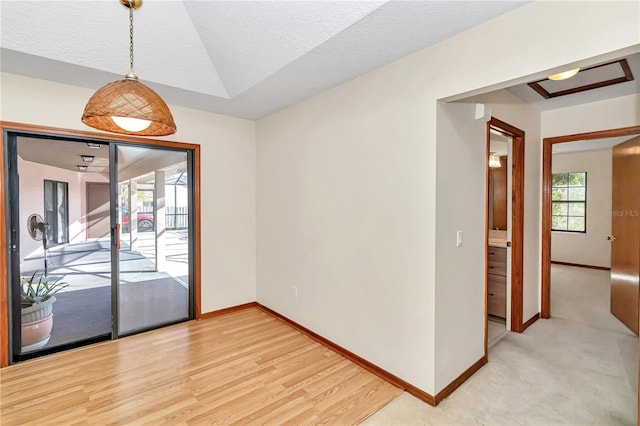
[607,235,617,242]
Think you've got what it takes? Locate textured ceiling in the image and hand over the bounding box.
[1,0,531,119]
[3,1,633,121]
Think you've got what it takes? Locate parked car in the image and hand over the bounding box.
[121,207,154,231]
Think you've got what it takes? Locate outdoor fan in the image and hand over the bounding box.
[27,213,50,276]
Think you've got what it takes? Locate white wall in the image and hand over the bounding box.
[1,72,257,313]
[257,69,437,392]
[257,1,638,395]
[542,94,640,138]
[434,102,487,391]
[434,89,542,390]
[552,149,612,268]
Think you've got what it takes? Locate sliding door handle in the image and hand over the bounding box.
[11,229,17,252]
[112,225,121,250]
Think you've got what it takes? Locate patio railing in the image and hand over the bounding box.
[139,205,189,230]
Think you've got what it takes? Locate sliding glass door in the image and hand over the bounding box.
[6,131,195,363]
[9,136,113,360]
[114,144,193,336]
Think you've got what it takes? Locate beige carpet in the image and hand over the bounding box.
[550,264,634,336]
[364,264,638,425]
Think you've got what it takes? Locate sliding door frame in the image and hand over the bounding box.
[110,143,120,338]
[0,121,202,367]
[113,141,197,337]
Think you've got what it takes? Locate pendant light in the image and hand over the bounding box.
[82,0,176,136]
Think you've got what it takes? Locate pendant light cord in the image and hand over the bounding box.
[126,0,138,80]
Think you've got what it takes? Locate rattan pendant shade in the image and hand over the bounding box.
[82,78,176,136]
[81,0,176,136]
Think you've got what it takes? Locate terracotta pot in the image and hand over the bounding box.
[21,313,54,349]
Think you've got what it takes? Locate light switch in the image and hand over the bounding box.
[456,230,463,247]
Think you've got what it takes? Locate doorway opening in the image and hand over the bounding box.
[541,125,640,336]
[486,127,510,347]
[1,123,201,365]
[484,117,526,355]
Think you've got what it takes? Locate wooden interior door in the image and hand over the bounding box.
[610,135,640,335]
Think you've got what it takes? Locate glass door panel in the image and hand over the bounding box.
[115,145,191,336]
[13,136,112,357]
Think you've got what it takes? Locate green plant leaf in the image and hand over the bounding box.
[21,271,69,306]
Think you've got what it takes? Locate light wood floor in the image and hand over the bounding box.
[0,307,402,425]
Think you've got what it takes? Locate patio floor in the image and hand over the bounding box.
[20,231,190,353]
[47,277,189,348]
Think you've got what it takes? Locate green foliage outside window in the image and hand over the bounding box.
[552,172,586,232]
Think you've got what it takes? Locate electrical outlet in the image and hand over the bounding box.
[292,286,298,299]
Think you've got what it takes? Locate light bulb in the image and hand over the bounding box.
[112,116,152,132]
[489,153,501,168]
[547,68,580,81]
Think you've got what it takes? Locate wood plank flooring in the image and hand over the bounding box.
[0,307,402,425]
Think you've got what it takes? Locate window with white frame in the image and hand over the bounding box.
[551,172,586,232]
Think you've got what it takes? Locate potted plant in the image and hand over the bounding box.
[21,272,68,352]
